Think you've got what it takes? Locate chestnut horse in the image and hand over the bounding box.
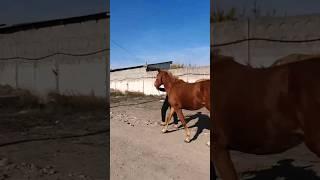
[212,55,320,180]
[154,69,210,142]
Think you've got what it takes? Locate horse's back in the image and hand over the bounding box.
[169,80,210,110]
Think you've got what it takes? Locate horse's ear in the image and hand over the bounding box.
[157,68,161,72]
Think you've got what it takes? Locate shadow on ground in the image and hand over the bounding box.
[241,159,320,180]
[187,112,210,142]
[165,112,210,143]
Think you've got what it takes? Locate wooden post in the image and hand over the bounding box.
[142,78,144,94]
[126,82,129,92]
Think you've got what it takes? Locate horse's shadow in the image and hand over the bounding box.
[240,159,320,180]
[166,112,210,142]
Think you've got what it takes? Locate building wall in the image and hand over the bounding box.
[213,14,320,67]
[110,66,210,95]
[0,18,108,98]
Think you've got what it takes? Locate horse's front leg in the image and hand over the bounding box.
[175,109,191,143]
[162,107,175,133]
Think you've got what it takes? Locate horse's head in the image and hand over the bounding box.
[154,69,181,91]
[154,69,166,90]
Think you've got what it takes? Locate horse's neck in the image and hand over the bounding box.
[163,76,181,93]
[163,81,173,93]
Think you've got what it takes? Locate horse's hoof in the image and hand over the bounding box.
[206,141,210,146]
[184,138,190,143]
[161,129,167,133]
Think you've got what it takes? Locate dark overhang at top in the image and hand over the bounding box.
[0,11,109,34]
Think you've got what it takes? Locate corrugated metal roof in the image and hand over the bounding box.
[110,61,173,72]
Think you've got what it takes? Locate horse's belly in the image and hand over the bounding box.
[181,102,204,111]
[228,128,304,155]
[182,104,203,110]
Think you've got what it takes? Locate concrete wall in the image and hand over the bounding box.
[110,66,210,95]
[0,18,108,98]
[213,14,320,67]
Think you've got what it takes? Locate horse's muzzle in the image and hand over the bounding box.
[154,82,159,89]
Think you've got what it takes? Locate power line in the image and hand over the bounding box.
[0,129,108,147]
[213,37,320,47]
[0,48,108,61]
[111,39,135,56]
[111,39,145,63]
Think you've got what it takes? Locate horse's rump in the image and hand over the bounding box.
[212,55,320,180]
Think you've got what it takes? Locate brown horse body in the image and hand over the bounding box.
[212,56,320,179]
[168,80,210,111]
[154,70,210,142]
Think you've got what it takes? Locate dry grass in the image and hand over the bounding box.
[0,85,105,111]
[110,89,125,96]
[124,91,146,97]
[110,89,156,98]
[16,90,40,108]
[47,92,105,111]
[110,89,145,97]
[170,64,185,69]
[0,85,39,109]
[110,89,158,101]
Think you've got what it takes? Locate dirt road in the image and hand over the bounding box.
[0,107,108,180]
[110,95,320,180]
[110,95,210,180]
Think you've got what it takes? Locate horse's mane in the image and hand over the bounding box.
[212,53,260,69]
[271,54,320,67]
[213,51,320,70]
[165,71,185,83]
[213,54,235,63]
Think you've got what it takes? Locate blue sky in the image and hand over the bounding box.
[110,0,210,69]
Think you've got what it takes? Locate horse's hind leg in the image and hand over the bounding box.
[162,107,175,133]
[299,102,320,157]
[175,109,191,143]
[213,116,238,180]
[214,141,238,180]
[304,130,320,158]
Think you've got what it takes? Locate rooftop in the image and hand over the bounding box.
[110,61,173,72]
[0,11,109,34]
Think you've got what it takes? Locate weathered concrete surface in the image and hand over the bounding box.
[110,66,210,95]
[213,15,320,67]
[0,17,108,98]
